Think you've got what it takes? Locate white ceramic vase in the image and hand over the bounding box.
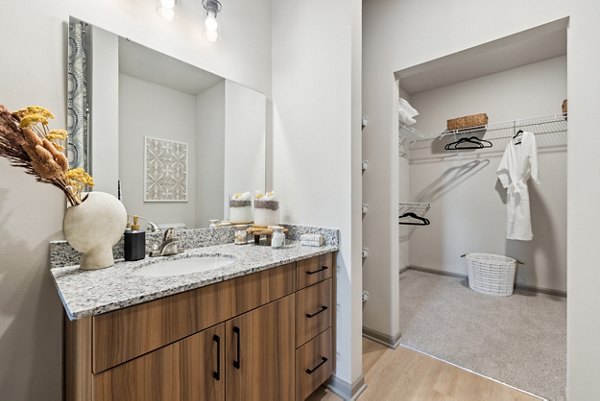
[63,191,127,270]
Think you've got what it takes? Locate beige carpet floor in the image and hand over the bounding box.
[399,270,566,401]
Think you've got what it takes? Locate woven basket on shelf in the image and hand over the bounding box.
[447,113,488,131]
[562,99,568,120]
[466,253,517,297]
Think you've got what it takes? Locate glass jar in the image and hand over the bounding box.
[229,198,253,224]
[254,199,279,227]
[271,226,285,249]
[234,225,248,245]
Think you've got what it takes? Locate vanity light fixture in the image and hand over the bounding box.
[157,0,177,21]
[203,0,222,42]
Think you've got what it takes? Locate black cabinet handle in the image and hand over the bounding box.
[305,305,328,318]
[213,334,221,380]
[233,326,241,369]
[306,266,328,275]
[306,357,328,374]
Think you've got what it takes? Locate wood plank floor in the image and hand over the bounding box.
[307,338,540,401]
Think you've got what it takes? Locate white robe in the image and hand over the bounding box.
[496,131,540,241]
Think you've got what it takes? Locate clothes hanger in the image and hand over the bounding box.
[444,136,492,150]
[444,137,480,150]
[513,129,524,145]
[399,211,430,226]
[468,136,492,148]
[446,137,487,150]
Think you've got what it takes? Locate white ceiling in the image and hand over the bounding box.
[119,37,224,95]
[396,19,568,95]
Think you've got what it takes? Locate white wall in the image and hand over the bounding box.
[364,0,600,398]
[196,81,226,226]
[223,80,267,216]
[272,0,363,388]
[119,74,197,228]
[90,24,119,196]
[409,56,567,134]
[566,0,600,397]
[0,3,69,401]
[407,56,567,292]
[397,86,411,271]
[0,0,272,399]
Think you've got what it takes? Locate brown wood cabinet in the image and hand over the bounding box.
[226,295,295,401]
[95,324,225,401]
[92,262,296,373]
[65,253,336,401]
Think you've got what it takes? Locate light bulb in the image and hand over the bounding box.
[206,30,218,42]
[157,6,175,21]
[160,0,176,9]
[205,13,218,32]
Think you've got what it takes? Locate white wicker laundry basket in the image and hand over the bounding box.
[466,253,517,296]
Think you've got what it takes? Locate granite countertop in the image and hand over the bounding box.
[51,241,337,320]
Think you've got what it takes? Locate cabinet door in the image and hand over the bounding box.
[226,294,295,401]
[94,323,225,401]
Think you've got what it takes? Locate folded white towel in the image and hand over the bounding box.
[398,98,419,117]
[398,111,417,127]
[300,233,324,247]
[301,241,324,247]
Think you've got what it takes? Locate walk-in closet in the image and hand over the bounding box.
[363,19,568,401]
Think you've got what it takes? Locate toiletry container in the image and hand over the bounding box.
[124,215,146,261]
[229,192,253,223]
[234,225,249,245]
[271,226,285,249]
[254,198,279,226]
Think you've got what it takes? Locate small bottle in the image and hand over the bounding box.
[124,215,146,261]
[234,225,248,245]
[271,226,285,249]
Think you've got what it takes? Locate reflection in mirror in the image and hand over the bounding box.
[67,17,266,229]
[67,18,90,171]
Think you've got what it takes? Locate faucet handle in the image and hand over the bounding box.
[146,221,160,232]
[163,227,175,241]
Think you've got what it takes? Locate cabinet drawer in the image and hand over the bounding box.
[296,253,333,290]
[296,328,333,401]
[296,279,331,347]
[93,263,295,373]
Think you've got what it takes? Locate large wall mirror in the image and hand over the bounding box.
[67,17,266,229]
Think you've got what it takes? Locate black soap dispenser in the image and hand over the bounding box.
[124,215,146,261]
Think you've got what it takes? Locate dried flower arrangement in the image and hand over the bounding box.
[0,105,94,206]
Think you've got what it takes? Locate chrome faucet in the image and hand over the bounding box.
[150,228,183,257]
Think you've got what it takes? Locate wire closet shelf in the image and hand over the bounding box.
[398,202,431,226]
[399,123,425,157]
[410,112,567,148]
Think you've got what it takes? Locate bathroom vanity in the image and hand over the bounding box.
[55,22,338,396]
[51,239,337,401]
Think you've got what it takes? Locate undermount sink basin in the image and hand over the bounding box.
[131,255,236,278]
